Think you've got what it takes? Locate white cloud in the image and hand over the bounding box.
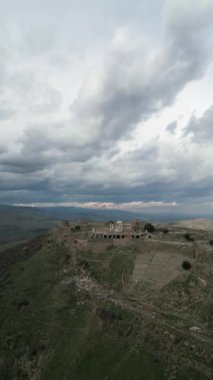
[15,201,178,211]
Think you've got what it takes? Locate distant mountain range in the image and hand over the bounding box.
[42,206,213,223]
[41,206,143,222]
[0,205,58,244]
[1,204,213,243]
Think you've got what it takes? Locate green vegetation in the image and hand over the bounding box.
[182,261,192,270]
[0,223,212,380]
[0,240,27,252]
[184,232,194,242]
[78,244,137,293]
[144,223,155,233]
[163,228,169,234]
[0,238,165,380]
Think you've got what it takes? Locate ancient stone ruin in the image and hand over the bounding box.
[89,221,144,240]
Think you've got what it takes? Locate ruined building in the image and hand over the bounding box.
[89,221,144,240]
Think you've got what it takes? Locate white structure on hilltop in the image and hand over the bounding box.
[89,220,144,240]
[109,221,123,232]
[109,223,114,231]
[114,221,123,232]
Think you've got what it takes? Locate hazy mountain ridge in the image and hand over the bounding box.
[0,205,58,244]
[175,219,213,231]
[1,204,213,244]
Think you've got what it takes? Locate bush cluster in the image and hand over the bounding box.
[144,223,155,233]
[184,233,194,242]
[182,261,191,270]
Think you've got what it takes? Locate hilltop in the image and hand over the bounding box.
[0,221,213,379]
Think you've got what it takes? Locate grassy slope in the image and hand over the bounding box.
[0,239,164,380]
[0,230,211,379]
[0,240,28,252]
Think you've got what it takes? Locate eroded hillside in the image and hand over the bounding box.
[0,222,213,379]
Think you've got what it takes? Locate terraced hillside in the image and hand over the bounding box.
[0,223,212,379]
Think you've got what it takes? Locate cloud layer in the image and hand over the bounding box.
[0,0,213,213]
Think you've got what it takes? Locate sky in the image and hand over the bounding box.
[0,0,213,214]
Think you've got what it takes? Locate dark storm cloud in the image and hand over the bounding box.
[0,145,7,154]
[70,1,213,148]
[184,105,213,142]
[20,123,104,163]
[0,0,213,210]
[0,159,47,174]
[0,170,50,191]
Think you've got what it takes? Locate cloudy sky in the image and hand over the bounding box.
[1,0,213,214]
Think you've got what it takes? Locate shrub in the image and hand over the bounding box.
[182,261,191,270]
[17,299,29,310]
[184,233,194,242]
[78,259,89,269]
[144,223,155,233]
[75,225,81,231]
[163,228,169,234]
[96,307,122,324]
[209,240,213,246]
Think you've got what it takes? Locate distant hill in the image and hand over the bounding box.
[41,206,144,222]
[1,204,213,244]
[175,219,213,231]
[33,206,213,223]
[28,206,212,223]
[0,205,58,244]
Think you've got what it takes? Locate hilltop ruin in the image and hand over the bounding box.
[89,220,148,239]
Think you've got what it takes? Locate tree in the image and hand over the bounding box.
[182,261,191,270]
[184,233,194,242]
[144,223,155,233]
[163,228,169,234]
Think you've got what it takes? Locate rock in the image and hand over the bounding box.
[198,277,206,287]
[189,326,201,332]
